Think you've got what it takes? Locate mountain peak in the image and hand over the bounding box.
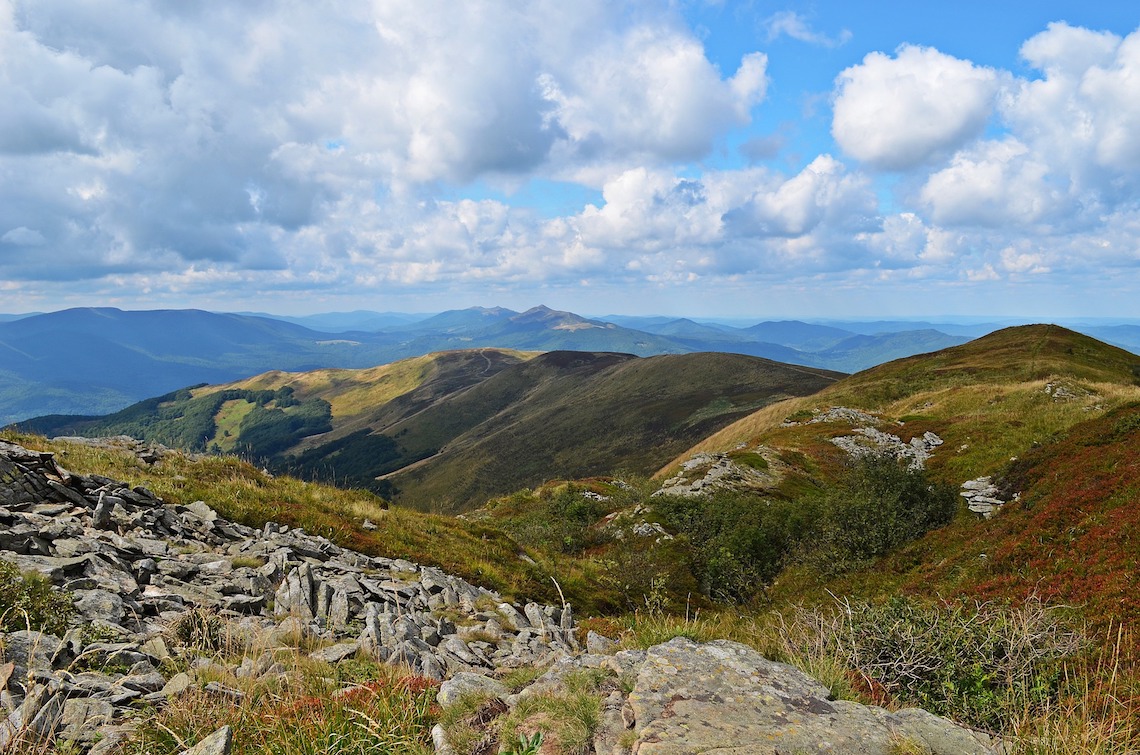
[512,305,582,322]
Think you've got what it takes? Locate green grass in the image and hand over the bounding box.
[43,348,839,513]
[0,560,75,635]
[211,398,257,452]
[728,450,769,471]
[441,669,607,754]
[386,351,839,512]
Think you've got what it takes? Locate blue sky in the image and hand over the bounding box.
[1,1,1139,318]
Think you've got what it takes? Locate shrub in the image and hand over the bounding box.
[167,606,228,653]
[780,596,1086,732]
[0,560,74,635]
[806,453,958,574]
[654,491,811,603]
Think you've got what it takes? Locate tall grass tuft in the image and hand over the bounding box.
[122,658,438,754]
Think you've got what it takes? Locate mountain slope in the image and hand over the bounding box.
[1,305,1014,425]
[22,347,843,512]
[741,320,855,351]
[384,305,691,356]
[0,307,396,423]
[380,351,843,511]
[665,323,1140,495]
[810,329,971,373]
[831,400,1140,638]
[18,349,534,459]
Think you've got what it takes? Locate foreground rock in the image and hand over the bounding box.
[624,638,999,754]
[0,439,576,751]
[435,636,1003,754]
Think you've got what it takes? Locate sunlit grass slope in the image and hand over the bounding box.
[386,351,842,511]
[665,324,1140,486]
[193,348,537,449]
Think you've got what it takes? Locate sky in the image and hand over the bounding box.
[1,1,1139,319]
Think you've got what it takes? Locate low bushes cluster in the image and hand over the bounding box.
[654,453,958,603]
[778,596,1085,732]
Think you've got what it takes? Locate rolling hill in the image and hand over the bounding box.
[669,324,1140,480]
[372,351,843,511]
[20,348,843,512]
[648,324,1140,638]
[0,307,398,424]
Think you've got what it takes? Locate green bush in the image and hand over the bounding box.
[807,453,958,574]
[0,560,74,635]
[654,492,811,602]
[653,453,957,603]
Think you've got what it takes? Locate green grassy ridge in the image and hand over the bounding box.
[384,351,843,512]
[25,348,842,514]
[11,349,534,495]
[670,324,1140,486]
[15,385,333,457]
[640,325,1140,656]
[207,348,534,439]
[822,323,1140,409]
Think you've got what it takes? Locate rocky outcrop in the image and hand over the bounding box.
[654,446,780,498]
[831,427,944,470]
[434,636,1004,754]
[0,439,576,752]
[2,437,1006,754]
[960,476,1016,518]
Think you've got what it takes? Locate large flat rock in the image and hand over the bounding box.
[627,637,1001,755]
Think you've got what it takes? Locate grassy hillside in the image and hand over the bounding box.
[619,326,1140,728]
[19,348,532,453]
[23,348,841,512]
[799,401,1140,639]
[378,351,842,511]
[669,324,1140,485]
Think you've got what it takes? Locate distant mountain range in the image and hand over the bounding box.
[3,304,1137,426]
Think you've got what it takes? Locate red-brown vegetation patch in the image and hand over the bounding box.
[871,403,1140,654]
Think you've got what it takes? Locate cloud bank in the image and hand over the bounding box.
[1,3,1138,314]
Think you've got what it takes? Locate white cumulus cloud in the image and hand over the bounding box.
[919,138,1059,227]
[832,45,1000,170]
[763,11,851,48]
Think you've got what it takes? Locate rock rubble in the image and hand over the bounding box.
[654,447,779,498]
[830,427,944,469]
[2,437,1008,754]
[0,439,576,752]
[960,476,1015,518]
